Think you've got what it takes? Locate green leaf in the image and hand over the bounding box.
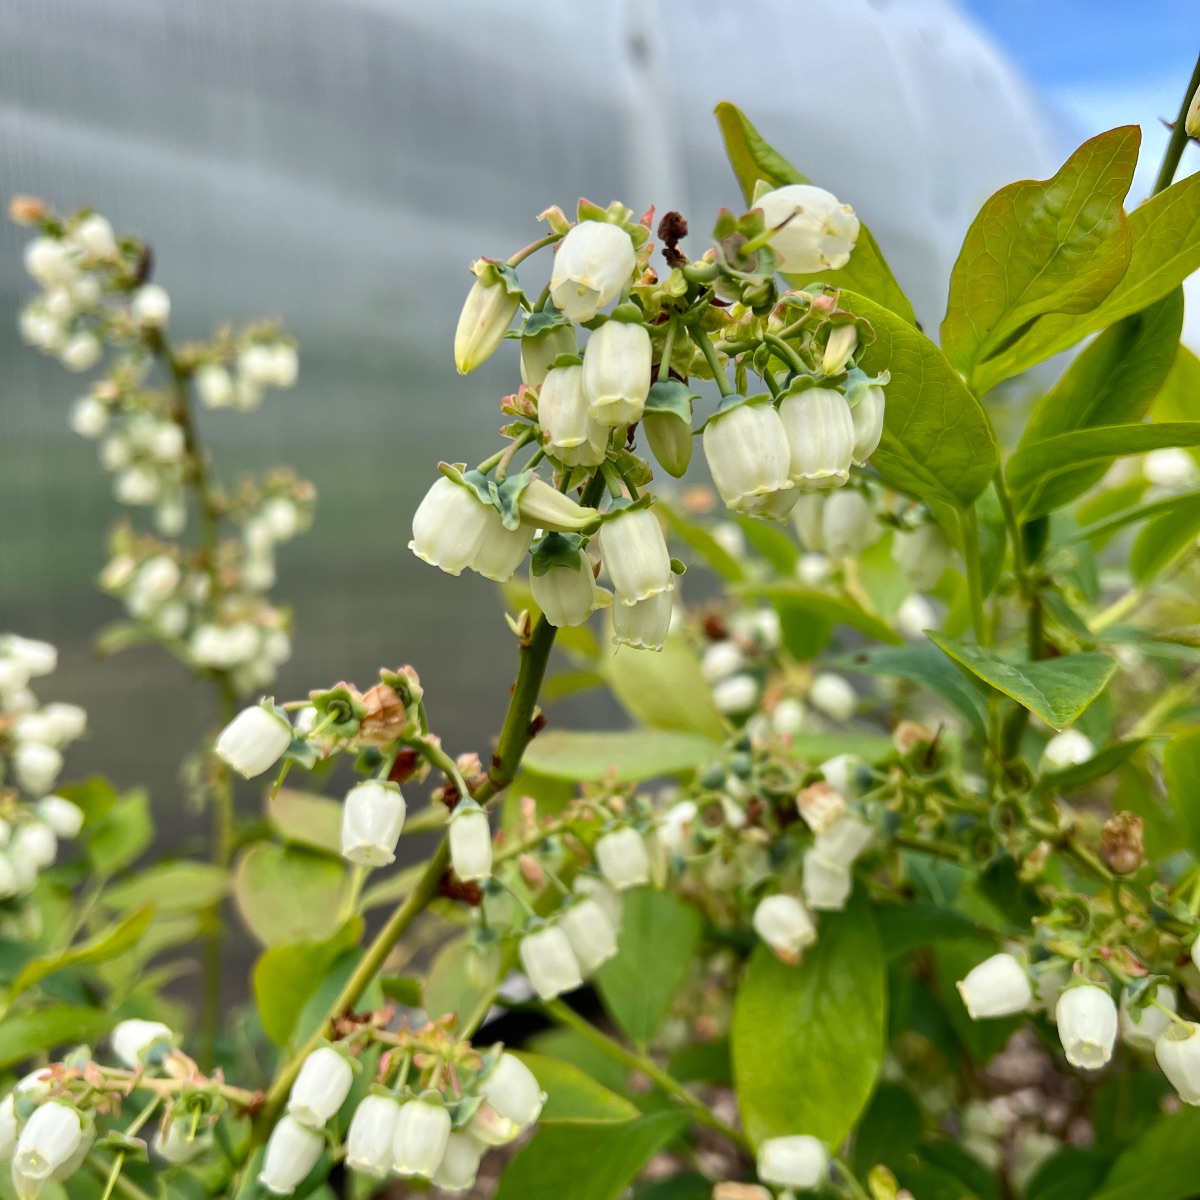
[853,1083,924,1177]
[423,935,503,1025]
[941,126,1138,384]
[735,516,798,575]
[732,891,886,1147]
[1009,423,1200,518]
[1131,491,1200,584]
[8,906,154,1000]
[1015,289,1183,518]
[839,643,988,739]
[1163,729,1200,859]
[232,843,347,946]
[1037,740,1147,795]
[928,633,1115,729]
[86,790,153,875]
[1153,343,1200,423]
[253,919,364,1047]
[0,1005,111,1068]
[872,901,991,959]
[659,504,745,584]
[975,169,1200,395]
[522,730,719,784]
[633,1175,712,1200]
[512,1052,639,1124]
[787,732,894,761]
[737,583,902,645]
[841,290,999,509]
[931,939,1021,1065]
[1092,1105,1200,1200]
[101,863,227,913]
[595,888,702,1047]
[714,103,915,323]
[493,1112,686,1200]
[55,777,116,825]
[1028,1149,1113,1200]
[1073,489,1200,546]
[542,670,607,704]
[268,789,344,855]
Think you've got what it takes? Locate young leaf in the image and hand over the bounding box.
[522,730,719,783]
[512,1052,639,1124]
[268,789,344,855]
[928,633,1116,729]
[840,290,999,509]
[941,126,1139,385]
[973,168,1200,395]
[101,862,228,913]
[1130,492,1200,584]
[713,102,915,323]
[596,888,702,1046]
[231,842,347,946]
[732,892,886,1147]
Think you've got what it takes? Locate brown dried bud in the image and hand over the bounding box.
[796,781,846,833]
[439,871,483,906]
[517,854,545,890]
[389,746,421,785]
[1101,811,1144,875]
[892,720,935,756]
[9,195,47,225]
[358,683,408,745]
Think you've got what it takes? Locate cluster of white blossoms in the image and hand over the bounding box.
[0,635,87,902]
[14,202,312,697]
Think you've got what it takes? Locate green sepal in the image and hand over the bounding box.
[696,391,772,432]
[494,472,530,531]
[843,366,890,409]
[518,306,571,340]
[576,198,649,248]
[309,684,367,738]
[472,257,524,298]
[644,379,699,421]
[531,532,586,577]
[548,352,583,370]
[669,558,687,576]
[777,373,826,400]
[284,737,320,770]
[609,447,654,488]
[592,493,656,525]
[94,1131,149,1160]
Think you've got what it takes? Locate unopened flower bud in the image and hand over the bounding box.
[195,363,235,409]
[24,237,75,287]
[821,489,876,558]
[1120,983,1175,1052]
[70,396,108,439]
[896,594,936,639]
[1188,81,1200,139]
[753,894,816,965]
[550,221,636,322]
[809,672,855,722]
[114,465,161,506]
[470,1053,545,1145]
[455,265,521,374]
[341,780,406,867]
[704,400,796,520]
[538,364,609,467]
[4,636,56,678]
[712,673,759,715]
[450,800,493,882]
[516,477,599,534]
[802,849,852,911]
[612,591,672,651]
[131,284,171,328]
[259,1116,323,1195]
[13,822,57,871]
[595,826,650,890]
[583,320,652,428]
[393,1097,451,1178]
[433,1132,487,1192]
[60,331,102,373]
[957,953,1032,1019]
[560,897,618,975]
[643,406,693,479]
[772,697,807,737]
[289,1047,353,1128]
[600,506,673,605]
[791,493,826,552]
[519,924,583,1000]
[1100,811,1144,874]
[796,782,845,833]
[780,386,854,490]
[71,214,117,260]
[36,796,84,839]
[521,320,577,388]
[1041,729,1094,771]
[756,1134,829,1190]
[822,325,858,375]
[814,815,874,868]
[10,196,47,226]
[215,705,292,779]
[756,184,860,273]
[1155,1020,1200,1104]
[346,1094,401,1178]
[14,1101,90,1183]
[14,743,63,796]
[111,1019,173,1068]
[1056,984,1117,1069]
[851,385,885,465]
[892,523,951,591]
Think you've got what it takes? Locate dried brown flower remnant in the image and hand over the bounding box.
[1101,811,1144,875]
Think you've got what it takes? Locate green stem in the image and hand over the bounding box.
[833,1156,873,1200]
[507,232,563,268]
[1152,51,1200,196]
[762,332,807,377]
[958,505,988,646]
[658,317,677,384]
[689,325,734,397]
[543,1000,749,1149]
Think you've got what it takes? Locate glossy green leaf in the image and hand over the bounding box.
[929,633,1115,729]
[1015,289,1183,517]
[1073,489,1200,545]
[942,126,1138,383]
[1163,729,1200,859]
[841,291,999,508]
[975,169,1200,395]
[0,1005,112,1068]
[512,1052,639,1124]
[732,892,886,1147]
[738,582,902,645]
[86,789,153,875]
[872,901,991,959]
[494,1112,686,1200]
[1153,343,1200,423]
[101,862,228,913]
[1008,422,1200,517]
[268,789,344,855]
[1037,739,1147,795]
[596,887,702,1046]
[1131,491,1200,584]
[232,842,347,946]
[853,1083,924,1177]
[1028,1149,1113,1200]
[633,1174,712,1200]
[1092,1105,1200,1200]
[715,103,915,323]
[522,730,719,784]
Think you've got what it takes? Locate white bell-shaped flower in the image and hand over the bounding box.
[70,396,109,439]
[539,364,609,467]
[595,827,650,890]
[813,816,874,869]
[550,221,636,322]
[896,594,937,640]
[392,1096,451,1179]
[574,874,623,931]
[599,506,673,606]
[712,674,759,716]
[341,780,407,867]
[1056,984,1118,1069]
[131,284,171,328]
[773,697,807,738]
[433,1131,487,1192]
[957,953,1032,1019]
[449,801,493,883]
[111,1019,173,1068]
[1144,447,1199,489]
[791,493,826,553]
[288,1047,354,1128]
[14,822,57,871]
[521,321,577,388]
[3,636,57,678]
[14,1102,89,1183]
[70,214,117,260]
[753,894,817,965]
[851,385,886,466]
[1042,729,1094,771]
[779,387,855,490]
[41,703,87,745]
[757,184,860,273]
[756,1134,829,1190]
[454,268,520,374]
[531,554,601,629]
[583,321,652,428]
[658,800,699,856]
[809,672,856,722]
[1119,984,1176,1052]
[892,523,951,591]
[215,706,292,779]
[259,1116,324,1195]
[13,742,63,796]
[345,1094,402,1178]
[703,400,796,521]
[1155,1021,1200,1104]
[560,897,619,975]
[821,489,876,559]
[409,476,495,577]
[24,237,76,286]
[612,591,672,652]
[519,925,582,1001]
[195,363,235,409]
[470,510,536,583]
[701,640,745,684]
[471,1052,546,1146]
[801,849,852,911]
[154,1119,212,1165]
